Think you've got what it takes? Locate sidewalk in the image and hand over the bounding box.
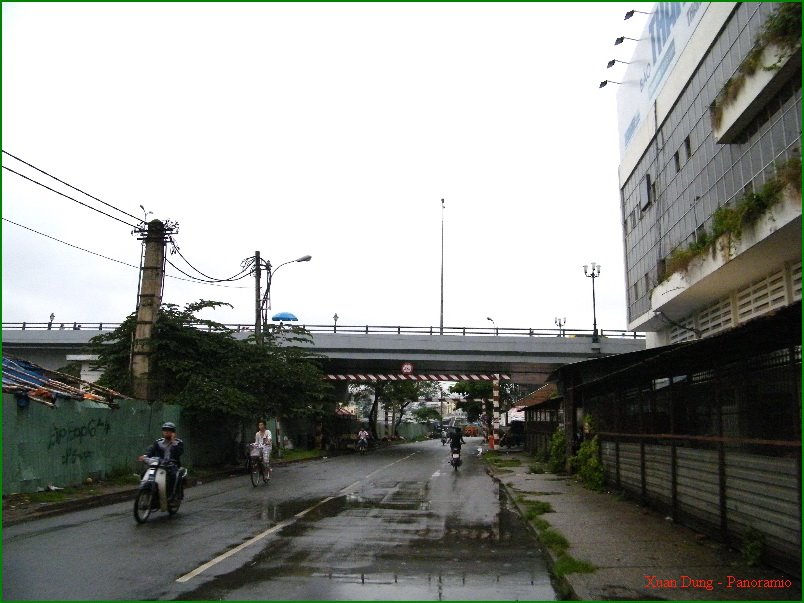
[485,450,801,601]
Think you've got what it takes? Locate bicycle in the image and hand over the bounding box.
[248,444,269,487]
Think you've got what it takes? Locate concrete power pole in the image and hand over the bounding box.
[132,219,170,401]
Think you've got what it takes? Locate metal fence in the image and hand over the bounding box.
[2,322,645,339]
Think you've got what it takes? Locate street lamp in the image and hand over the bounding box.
[251,252,312,344]
[486,316,497,334]
[583,262,601,342]
[555,317,566,337]
[333,313,339,333]
[624,9,653,20]
[440,198,445,335]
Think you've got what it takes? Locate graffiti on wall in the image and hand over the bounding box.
[47,417,111,464]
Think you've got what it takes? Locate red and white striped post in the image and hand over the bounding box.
[490,375,500,450]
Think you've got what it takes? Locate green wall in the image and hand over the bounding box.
[2,393,231,495]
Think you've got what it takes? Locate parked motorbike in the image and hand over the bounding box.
[134,457,187,524]
[357,437,368,455]
[450,447,462,470]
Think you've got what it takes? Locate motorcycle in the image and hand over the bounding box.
[357,437,368,455]
[441,434,447,446]
[450,447,462,471]
[134,456,187,524]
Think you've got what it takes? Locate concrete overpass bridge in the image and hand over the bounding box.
[2,322,645,387]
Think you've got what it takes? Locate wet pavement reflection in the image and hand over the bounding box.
[176,473,556,601]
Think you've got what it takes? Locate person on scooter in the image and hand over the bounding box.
[139,422,184,496]
[448,427,465,451]
[254,420,272,480]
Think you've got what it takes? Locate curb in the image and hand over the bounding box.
[485,465,581,601]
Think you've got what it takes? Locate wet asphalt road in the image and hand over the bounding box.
[3,438,555,601]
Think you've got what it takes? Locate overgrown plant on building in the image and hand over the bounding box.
[662,156,801,279]
[711,3,801,128]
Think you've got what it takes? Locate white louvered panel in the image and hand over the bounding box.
[698,297,733,337]
[790,261,801,301]
[767,270,787,309]
[669,317,696,344]
[736,269,785,322]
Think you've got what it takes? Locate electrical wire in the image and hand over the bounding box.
[2,166,138,228]
[2,150,142,223]
[3,218,248,288]
[167,236,253,282]
[3,218,139,268]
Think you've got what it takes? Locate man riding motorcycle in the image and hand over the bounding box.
[448,427,465,451]
[138,422,184,497]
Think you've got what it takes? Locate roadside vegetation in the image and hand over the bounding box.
[77,300,335,462]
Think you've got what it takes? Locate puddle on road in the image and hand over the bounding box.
[175,484,556,600]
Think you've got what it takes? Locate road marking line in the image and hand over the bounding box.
[340,451,420,494]
[178,451,421,583]
[176,495,336,583]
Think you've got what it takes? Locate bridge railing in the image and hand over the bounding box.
[3,322,645,339]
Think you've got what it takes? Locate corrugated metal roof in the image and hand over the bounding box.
[515,382,558,408]
[2,355,125,407]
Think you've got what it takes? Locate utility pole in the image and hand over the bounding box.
[254,250,262,345]
[132,219,175,401]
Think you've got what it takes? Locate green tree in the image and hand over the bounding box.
[413,406,442,423]
[88,300,331,444]
[449,380,517,431]
[385,381,442,436]
[349,381,442,437]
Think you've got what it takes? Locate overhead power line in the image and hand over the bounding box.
[2,166,138,228]
[2,150,142,223]
[168,236,252,283]
[3,217,139,268]
[3,218,247,288]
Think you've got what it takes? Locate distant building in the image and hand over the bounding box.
[616,2,801,347]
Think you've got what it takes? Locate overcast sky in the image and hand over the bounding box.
[2,2,654,333]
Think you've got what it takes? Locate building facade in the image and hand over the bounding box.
[616,2,801,347]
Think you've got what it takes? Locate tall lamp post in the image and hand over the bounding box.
[555,317,566,337]
[440,198,445,335]
[583,262,601,342]
[251,252,312,344]
[333,313,339,333]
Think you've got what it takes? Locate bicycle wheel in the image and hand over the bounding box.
[250,459,261,487]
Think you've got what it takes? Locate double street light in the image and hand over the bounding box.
[583,262,601,343]
[249,251,312,344]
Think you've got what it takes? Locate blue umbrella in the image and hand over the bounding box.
[271,311,298,322]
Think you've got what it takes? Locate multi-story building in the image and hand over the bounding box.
[616,2,801,347]
[542,2,802,573]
